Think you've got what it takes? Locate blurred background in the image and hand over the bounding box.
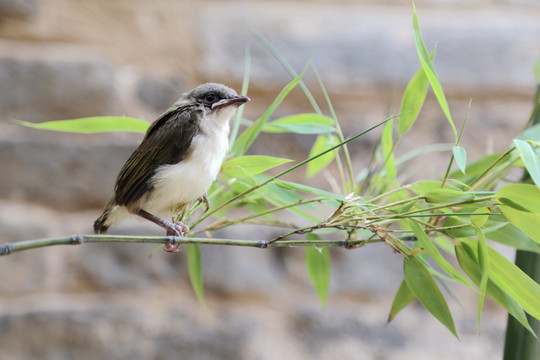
[1,0,539,359]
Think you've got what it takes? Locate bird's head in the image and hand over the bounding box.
[189,83,250,114]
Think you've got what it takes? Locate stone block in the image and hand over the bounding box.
[136,75,186,112]
[0,0,37,20]
[0,138,135,208]
[198,225,286,294]
[0,57,116,122]
[0,306,246,360]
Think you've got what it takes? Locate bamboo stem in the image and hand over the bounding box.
[0,234,372,256]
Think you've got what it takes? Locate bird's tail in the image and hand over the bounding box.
[93,199,116,234]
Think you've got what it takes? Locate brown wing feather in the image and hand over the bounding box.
[114,104,201,207]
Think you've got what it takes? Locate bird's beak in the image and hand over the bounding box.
[212,95,250,110]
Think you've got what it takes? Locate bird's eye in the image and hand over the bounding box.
[204,93,216,103]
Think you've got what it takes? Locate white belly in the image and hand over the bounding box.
[143,130,229,216]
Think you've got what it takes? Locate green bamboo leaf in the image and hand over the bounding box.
[274,179,353,204]
[306,135,337,177]
[233,68,305,155]
[455,242,535,335]
[187,244,205,307]
[411,180,457,194]
[404,256,458,338]
[398,64,429,135]
[305,234,331,308]
[261,181,321,223]
[15,116,149,134]
[424,189,474,203]
[388,280,417,324]
[471,207,490,228]
[221,155,292,178]
[262,179,304,203]
[412,4,457,140]
[496,184,540,213]
[513,139,540,189]
[518,122,540,142]
[465,239,540,321]
[382,118,397,179]
[476,228,489,328]
[408,220,472,287]
[453,145,467,175]
[263,114,335,134]
[449,152,505,182]
[499,206,540,244]
[486,224,540,254]
[245,197,274,220]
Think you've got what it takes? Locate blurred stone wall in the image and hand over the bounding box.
[1,0,538,359]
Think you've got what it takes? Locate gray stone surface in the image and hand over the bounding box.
[0,306,247,360]
[136,75,186,112]
[0,138,135,208]
[0,0,37,20]
[0,58,116,122]
[0,287,507,360]
[199,3,540,94]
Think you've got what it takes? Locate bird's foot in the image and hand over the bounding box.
[199,193,210,213]
[165,222,190,253]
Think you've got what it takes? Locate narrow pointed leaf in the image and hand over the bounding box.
[476,228,489,328]
[412,4,457,139]
[455,242,535,335]
[496,184,540,213]
[453,145,467,175]
[263,113,335,134]
[404,256,458,338]
[305,234,331,308]
[481,241,540,321]
[462,239,540,321]
[471,207,490,228]
[518,122,540,142]
[306,135,337,177]
[15,116,149,133]
[274,179,350,203]
[398,64,429,135]
[499,205,540,244]
[187,244,205,306]
[486,224,540,254]
[408,220,472,287]
[221,155,292,178]
[513,139,540,189]
[424,189,474,203]
[388,280,416,324]
[233,70,305,155]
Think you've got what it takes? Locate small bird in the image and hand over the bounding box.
[94,83,250,251]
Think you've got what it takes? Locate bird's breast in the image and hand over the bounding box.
[143,128,229,215]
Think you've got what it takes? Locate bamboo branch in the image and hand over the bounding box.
[0,234,372,256]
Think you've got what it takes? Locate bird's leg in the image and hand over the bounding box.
[131,208,189,252]
[198,193,211,213]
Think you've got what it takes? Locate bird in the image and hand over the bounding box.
[93,83,250,251]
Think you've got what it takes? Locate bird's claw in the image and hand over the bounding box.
[199,194,210,213]
[165,242,182,253]
[164,222,190,253]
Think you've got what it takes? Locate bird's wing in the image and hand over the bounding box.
[114,105,201,207]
